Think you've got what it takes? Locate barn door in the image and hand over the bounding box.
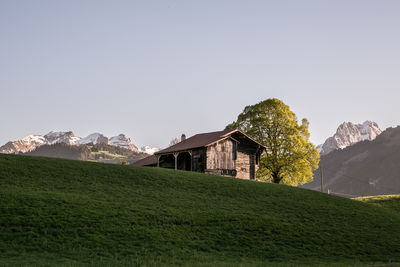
[249,153,255,179]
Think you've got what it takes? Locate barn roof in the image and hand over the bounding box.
[155,129,233,155]
[132,129,266,166]
[132,155,157,166]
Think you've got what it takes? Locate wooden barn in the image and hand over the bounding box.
[133,129,266,180]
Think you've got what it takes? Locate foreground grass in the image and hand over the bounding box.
[0,154,399,266]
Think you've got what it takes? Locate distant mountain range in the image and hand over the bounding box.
[317,121,382,155]
[303,124,400,197]
[0,131,159,155]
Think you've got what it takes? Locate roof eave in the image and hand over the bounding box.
[154,147,203,156]
[220,129,267,149]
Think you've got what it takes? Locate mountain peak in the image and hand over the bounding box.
[0,134,46,154]
[77,133,108,145]
[109,134,138,152]
[44,131,80,145]
[318,121,382,156]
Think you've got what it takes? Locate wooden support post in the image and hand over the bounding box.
[156,155,160,168]
[173,152,179,170]
[189,150,193,171]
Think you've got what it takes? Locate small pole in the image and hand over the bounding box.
[173,152,179,170]
[320,165,324,193]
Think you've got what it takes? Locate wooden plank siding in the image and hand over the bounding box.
[205,138,260,179]
[206,139,235,170]
[235,151,260,179]
[235,151,250,179]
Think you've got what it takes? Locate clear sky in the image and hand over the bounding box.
[1,0,400,148]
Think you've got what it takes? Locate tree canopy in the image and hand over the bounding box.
[169,137,180,147]
[226,98,319,186]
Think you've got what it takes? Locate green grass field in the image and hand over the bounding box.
[89,150,130,164]
[0,154,399,266]
[355,195,400,216]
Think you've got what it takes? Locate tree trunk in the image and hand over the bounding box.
[272,171,282,184]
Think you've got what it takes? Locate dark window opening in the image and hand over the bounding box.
[232,141,237,160]
[249,153,255,179]
[221,169,237,177]
[192,152,205,173]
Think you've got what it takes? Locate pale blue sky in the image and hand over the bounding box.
[1,0,400,148]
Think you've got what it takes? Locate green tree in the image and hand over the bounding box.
[226,98,319,186]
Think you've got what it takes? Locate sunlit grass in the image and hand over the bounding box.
[355,194,400,216]
[90,150,128,158]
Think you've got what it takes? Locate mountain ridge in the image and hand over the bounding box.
[0,131,159,155]
[317,120,382,155]
[303,125,400,197]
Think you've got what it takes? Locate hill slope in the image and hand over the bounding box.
[24,142,148,164]
[356,195,400,216]
[304,126,400,197]
[0,154,400,265]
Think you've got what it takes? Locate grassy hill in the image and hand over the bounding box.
[25,143,148,164]
[356,195,400,216]
[0,154,399,266]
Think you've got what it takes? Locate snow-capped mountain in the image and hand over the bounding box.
[109,134,139,152]
[77,133,108,145]
[0,131,147,154]
[0,131,83,154]
[139,146,160,155]
[44,131,81,145]
[318,121,382,156]
[0,134,46,154]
